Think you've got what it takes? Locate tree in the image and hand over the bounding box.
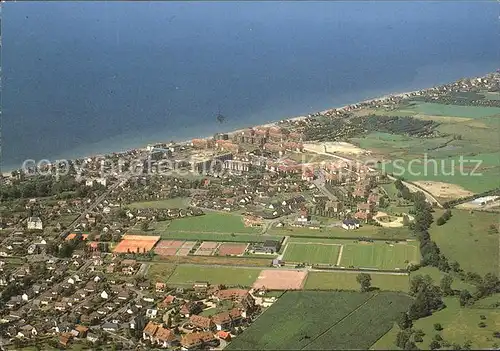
[404,340,419,350]
[459,289,472,307]
[140,221,149,232]
[434,323,443,331]
[396,329,413,348]
[356,273,372,292]
[429,340,441,350]
[440,275,454,296]
[397,312,413,330]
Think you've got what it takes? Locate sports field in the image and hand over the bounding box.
[253,269,308,290]
[112,235,160,253]
[304,271,410,292]
[339,241,419,270]
[429,209,499,275]
[282,242,341,265]
[166,265,261,287]
[227,291,413,350]
[288,237,419,270]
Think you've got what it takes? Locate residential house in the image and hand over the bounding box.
[180,301,203,317]
[27,217,43,230]
[180,331,218,351]
[189,315,215,331]
[342,219,360,230]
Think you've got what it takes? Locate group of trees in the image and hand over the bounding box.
[436,209,452,226]
[0,174,105,201]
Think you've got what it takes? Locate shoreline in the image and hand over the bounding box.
[2,73,494,176]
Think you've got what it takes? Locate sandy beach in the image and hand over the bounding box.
[0,86,438,176]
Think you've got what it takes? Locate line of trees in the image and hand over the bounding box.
[436,209,452,226]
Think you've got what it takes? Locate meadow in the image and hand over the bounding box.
[372,297,500,350]
[165,265,261,287]
[410,266,476,292]
[351,101,500,193]
[282,243,341,265]
[304,271,410,292]
[429,209,499,275]
[227,291,413,350]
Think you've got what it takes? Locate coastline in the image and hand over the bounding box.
[1,73,492,176]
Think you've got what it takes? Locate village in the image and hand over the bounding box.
[0,72,499,350]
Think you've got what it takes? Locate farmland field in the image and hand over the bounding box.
[428,209,499,275]
[304,271,410,292]
[165,265,261,287]
[409,102,500,118]
[226,291,413,350]
[283,243,341,265]
[339,241,420,270]
[165,212,259,233]
[372,297,500,350]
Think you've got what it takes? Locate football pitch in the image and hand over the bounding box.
[283,243,341,265]
[339,242,419,270]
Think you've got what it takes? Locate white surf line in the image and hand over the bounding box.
[336,244,344,266]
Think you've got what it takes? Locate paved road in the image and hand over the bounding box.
[58,177,127,239]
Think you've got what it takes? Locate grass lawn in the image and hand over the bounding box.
[161,212,259,234]
[339,241,420,270]
[372,297,500,350]
[166,265,261,287]
[200,300,234,317]
[227,291,413,350]
[268,224,413,240]
[380,182,400,200]
[158,231,282,243]
[429,209,499,275]
[127,197,189,209]
[304,271,410,292]
[146,262,177,282]
[472,293,500,309]
[283,243,341,265]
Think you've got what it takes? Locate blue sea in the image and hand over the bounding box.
[2,1,498,171]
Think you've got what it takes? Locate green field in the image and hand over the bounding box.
[268,224,413,240]
[146,263,177,282]
[127,197,189,209]
[339,241,420,270]
[372,297,500,350]
[283,243,341,265]
[157,231,282,243]
[157,212,259,234]
[410,266,476,292]
[227,291,413,350]
[429,209,499,276]
[379,152,500,193]
[409,102,500,118]
[304,271,410,292]
[351,100,500,193]
[165,265,261,287]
